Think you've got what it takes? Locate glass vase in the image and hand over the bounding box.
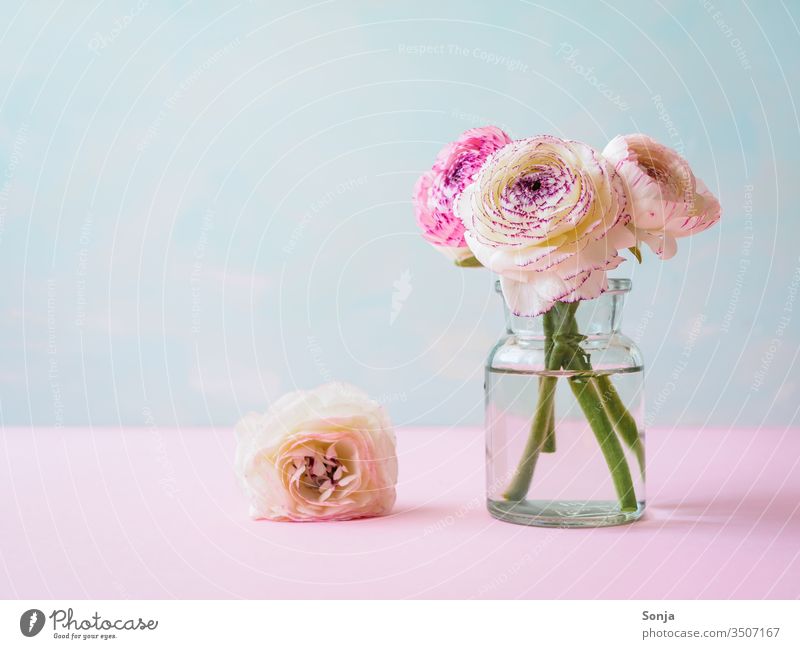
[486,279,645,527]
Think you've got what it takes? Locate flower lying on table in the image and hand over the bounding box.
[235,382,397,521]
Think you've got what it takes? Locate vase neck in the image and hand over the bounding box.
[498,279,630,338]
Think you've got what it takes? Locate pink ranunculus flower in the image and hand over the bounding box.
[414,126,513,263]
[235,382,397,522]
[602,133,721,259]
[456,135,633,317]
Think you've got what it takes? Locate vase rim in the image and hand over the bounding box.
[493,277,632,295]
[606,278,632,293]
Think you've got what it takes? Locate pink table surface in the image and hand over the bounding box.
[1,426,798,599]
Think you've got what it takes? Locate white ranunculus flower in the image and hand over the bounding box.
[235,382,397,521]
[456,135,633,316]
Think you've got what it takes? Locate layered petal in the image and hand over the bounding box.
[457,135,628,315]
[603,133,721,258]
[414,126,512,259]
[235,382,398,522]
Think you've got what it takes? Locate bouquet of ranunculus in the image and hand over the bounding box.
[414,127,720,520]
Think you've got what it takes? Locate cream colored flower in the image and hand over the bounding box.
[603,134,721,259]
[456,135,632,316]
[235,383,397,521]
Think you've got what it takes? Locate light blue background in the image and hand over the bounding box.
[1,0,798,430]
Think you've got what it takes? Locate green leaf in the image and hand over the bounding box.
[454,255,483,268]
[628,245,642,264]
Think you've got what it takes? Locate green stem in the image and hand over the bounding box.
[501,302,581,501]
[557,303,644,477]
[594,374,645,478]
[501,301,641,512]
[502,309,561,501]
[539,379,556,453]
[501,373,558,501]
[567,375,638,512]
[557,305,638,511]
[540,308,557,453]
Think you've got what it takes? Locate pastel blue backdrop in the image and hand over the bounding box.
[2,0,798,430]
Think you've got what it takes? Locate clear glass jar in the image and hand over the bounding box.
[486,279,645,527]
